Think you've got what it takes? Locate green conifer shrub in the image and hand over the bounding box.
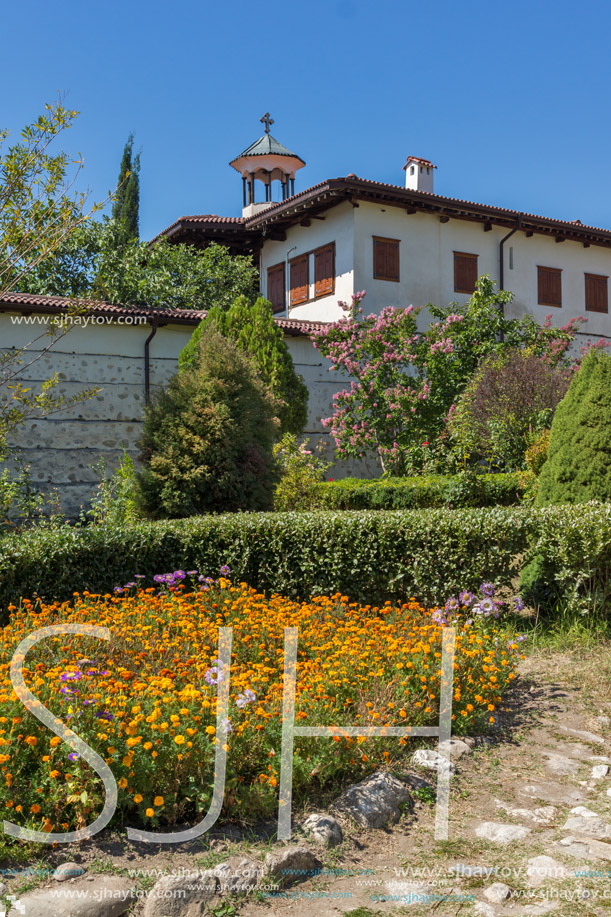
[180,296,308,435]
[136,331,279,518]
[536,350,611,505]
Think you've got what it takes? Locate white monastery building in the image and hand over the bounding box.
[158,113,611,341]
[2,113,611,512]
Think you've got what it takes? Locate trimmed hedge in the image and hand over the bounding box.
[1,503,609,620]
[0,508,530,619]
[310,473,523,510]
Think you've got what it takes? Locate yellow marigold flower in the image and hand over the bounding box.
[143,742,153,750]
[174,735,185,745]
[205,726,215,735]
[134,794,143,803]
[154,796,164,806]
[49,770,60,779]
[30,804,41,814]
[145,808,155,817]
[118,777,128,789]
[24,736,37,746]
[50,737,61,747]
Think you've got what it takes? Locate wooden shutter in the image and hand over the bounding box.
[585,273,608,313]
[453,252,478,293]
[537,266,562,307]
[314,243,335,297]
[267,263,285,313]
[373,237,400,281]
[290,255,309,305]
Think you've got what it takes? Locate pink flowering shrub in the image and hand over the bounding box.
[311,276,604,475]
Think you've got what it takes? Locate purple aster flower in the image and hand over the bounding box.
[68,752,80,761]
[187,570,198,576]
[60,671,82,682]
[516,634,528,643]
[459,591,475,607]
[153,574,166,584]
[465,618,473,626]
[95,711,114,720]
[480,582,495,597]
[173,570,186,581]
[135,574,145,579]
[113,587,124,594]
[220,565,231,576]
[515,597,526,612]
[204,665,225,686]
[236,688,256,708]
[432,609,448,626]
[472,603,483,616]
[221,717,233,734]
[479,597,495,615]
[445,597,460,613]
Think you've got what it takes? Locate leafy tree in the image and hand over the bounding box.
[112,133,140,244]
[536,350,611,504]
[312,277,588,475]
[449,347,571,470]
[18,219,259,311]
[136,330,279,518]
[180,296,308,434]
[1,101,107,460]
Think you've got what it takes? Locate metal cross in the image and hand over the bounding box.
[260,112,274,134]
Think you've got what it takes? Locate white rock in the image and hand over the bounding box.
[592,764,610,779]
[53,862,85,882]
[556,725,606,745]
[474,903,496,917]
[438,738,472,760]
[143,873,218,916]
[11,877,136,917]
[607,787,611,797]
[526,855,566,886]
[302,813,343,848]
[562,816,611,840]
[215,858,262,895]
[412,749,456,773]
[570,806,599,818]
[594,715,610,727]
[543,753,580,776]
[332,771,412,828]
[264,847,322,886]
[495,800,556,824]
[475,822,531,844]
[484,881,512,902]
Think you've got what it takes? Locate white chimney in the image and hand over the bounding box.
[403,156,436,193]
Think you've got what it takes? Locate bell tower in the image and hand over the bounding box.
[230,114,306,217]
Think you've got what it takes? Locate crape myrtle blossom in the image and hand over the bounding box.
[309,278,598,475]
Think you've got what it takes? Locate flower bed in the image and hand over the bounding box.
[0,573,524,834]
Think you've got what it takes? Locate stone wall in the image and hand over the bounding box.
[1,310,374,516]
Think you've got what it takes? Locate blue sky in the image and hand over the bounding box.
[2,0,609,240]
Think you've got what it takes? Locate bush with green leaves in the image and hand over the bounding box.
[273,433,332,510]
[449,348,570,469]
[136,331,279,518]
[180,296,308,435]
[536,350,611,505]
[306,472,523,510]
[1,503,610,620]
[87,453,140,526]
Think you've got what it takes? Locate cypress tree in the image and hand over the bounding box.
[536,349,611,504]
[179,295,309,435]
[112,134,140,244]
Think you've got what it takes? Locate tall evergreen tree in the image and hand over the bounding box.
[112,134,140,244]
[536,349,611,504]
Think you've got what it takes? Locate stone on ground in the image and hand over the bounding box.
[495,800,556,824]
[562,815,611,840]
[53,861,86,881]
[412,749,456,772]
[555,725,606,745]
[475,822,531,844]
[519,782,585,806]
[264,846,322,886]
[143,873,218,917]
[543,752,580,776]
[591,764,609,779]
[526,855,566,886]
[10,877,136,917]
[570,806,599,818]
[438,738,472,759]
[332,771,412,828]
[301,813,343,848]
[215,858,262,894]
[484,881,512,902]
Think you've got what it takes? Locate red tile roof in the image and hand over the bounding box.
[0,291,327,336]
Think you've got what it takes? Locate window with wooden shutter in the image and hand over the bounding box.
[453,252,478,294]
[585,273,608,313]
[537,266,562,307]
[314,243,335,298]
[290,254,309,305]
[267,263,285,314]
[373,237,400,282]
